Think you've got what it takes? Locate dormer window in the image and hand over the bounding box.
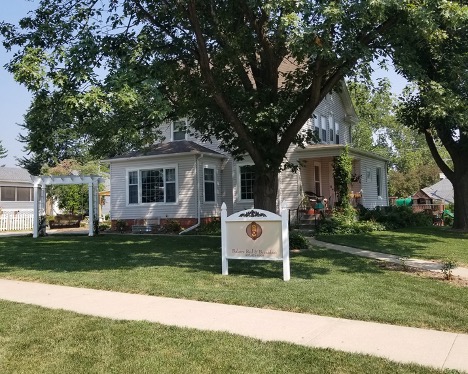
[172,120,187,141]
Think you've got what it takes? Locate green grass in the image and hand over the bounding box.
[317,227,468,265]
[0,300,450,374]
[1,234,468,333]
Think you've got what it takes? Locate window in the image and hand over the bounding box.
[172,120,187,141]
[314,163,321,196]
[128,171,138,204]
[329,117,334,144]
[204,167,215,202]
[335,122,340,144]
[320,116,327,142]
[313,117,320,140]
[17,187,32,201]
[239,165,255,200]
[128,167,177,205]
[376,167,382,196]
[1,187,15,201]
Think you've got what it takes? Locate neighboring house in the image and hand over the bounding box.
[411,177,453,214]
[0,167,34,211]
[105,82,389,230]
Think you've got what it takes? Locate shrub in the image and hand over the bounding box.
[115,220,128,233]
[359,206,433,229]
[162,219,183,233]
[193,220,221,235]
[289,231,310,249]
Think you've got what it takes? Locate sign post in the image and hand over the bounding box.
[221,203,290,281]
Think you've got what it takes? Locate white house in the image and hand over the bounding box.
[105,82,389,231]
[0,167,34,211]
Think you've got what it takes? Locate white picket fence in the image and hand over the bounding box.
[0,210,34,232]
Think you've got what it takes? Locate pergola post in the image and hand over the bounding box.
[32,184,39,238]
[88,182,94,237]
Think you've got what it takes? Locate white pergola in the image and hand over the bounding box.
[31,175,104,238]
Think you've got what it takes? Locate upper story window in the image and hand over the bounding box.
[204,167,216,202]
[329,117,335,144]
[335,122,340,144]
[313,117,320,141]
[128,167,177,205]
[0,186,33,202]
[320,116,327,143]
[239,164,255,201]
[172,120,188,141]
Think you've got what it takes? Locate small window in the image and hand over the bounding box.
[165,169,176,203]
[17,187,32,201]
[239,165,255,200]
[376,167,382,196]
[204,168,215,202]
[313,117,320,140]
[172,120,187,141]
[1,186,15,201]
[335,122,340,144]
[321,116,327,142]
[128,171,139,204]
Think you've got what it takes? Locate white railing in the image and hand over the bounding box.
[0,210,34,232]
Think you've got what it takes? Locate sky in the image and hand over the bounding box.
[0,1,409,169]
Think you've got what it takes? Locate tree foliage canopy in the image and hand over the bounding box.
[1,0,461,210]
[348,79,442,197]
[393,2,468,229]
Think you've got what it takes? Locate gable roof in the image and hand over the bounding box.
[0,167,33,184]
[106,140,225,162]
[422,178,454,204]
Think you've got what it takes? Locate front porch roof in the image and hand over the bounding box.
[294,144,389,162]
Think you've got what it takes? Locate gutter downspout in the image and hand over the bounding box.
[180,154,203,234]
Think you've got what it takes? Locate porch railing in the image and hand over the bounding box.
[0,210,34,232]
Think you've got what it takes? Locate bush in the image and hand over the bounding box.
[359,206,433,229]
[162,219,183,233]
[289,231,310,249]
[192,220,221,235]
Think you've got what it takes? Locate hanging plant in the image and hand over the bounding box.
[333,146,352,209]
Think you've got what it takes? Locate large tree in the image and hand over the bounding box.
[1,0,455,211]
[394,3,468,230]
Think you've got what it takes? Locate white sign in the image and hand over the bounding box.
[221,203,290,281]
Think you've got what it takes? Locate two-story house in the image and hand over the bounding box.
[105,82,388,230]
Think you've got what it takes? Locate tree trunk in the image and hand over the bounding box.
[451,170,468,231]
[253,169,279,213]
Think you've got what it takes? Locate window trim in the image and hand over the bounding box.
[203,165,216,203]
[126,165,178,206]
[320,116,327,143]
[237,162,255,202]
[313,162,322,196]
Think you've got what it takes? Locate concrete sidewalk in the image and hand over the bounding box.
[309,238,468,280]
[0,279,467,372]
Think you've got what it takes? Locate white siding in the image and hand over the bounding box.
[359,157,388,208]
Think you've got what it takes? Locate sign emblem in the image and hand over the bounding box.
[246,221,262,240]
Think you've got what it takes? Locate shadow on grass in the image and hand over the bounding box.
[0,234,386,280]
[317,227,468,260]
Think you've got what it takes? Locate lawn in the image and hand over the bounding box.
[1,234,467,334]
[316,227,468,266]
[0,300,448,374]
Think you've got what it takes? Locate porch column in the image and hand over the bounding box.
[88,182,94,237]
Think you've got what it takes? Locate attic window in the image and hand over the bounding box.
[172,120,187,141]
